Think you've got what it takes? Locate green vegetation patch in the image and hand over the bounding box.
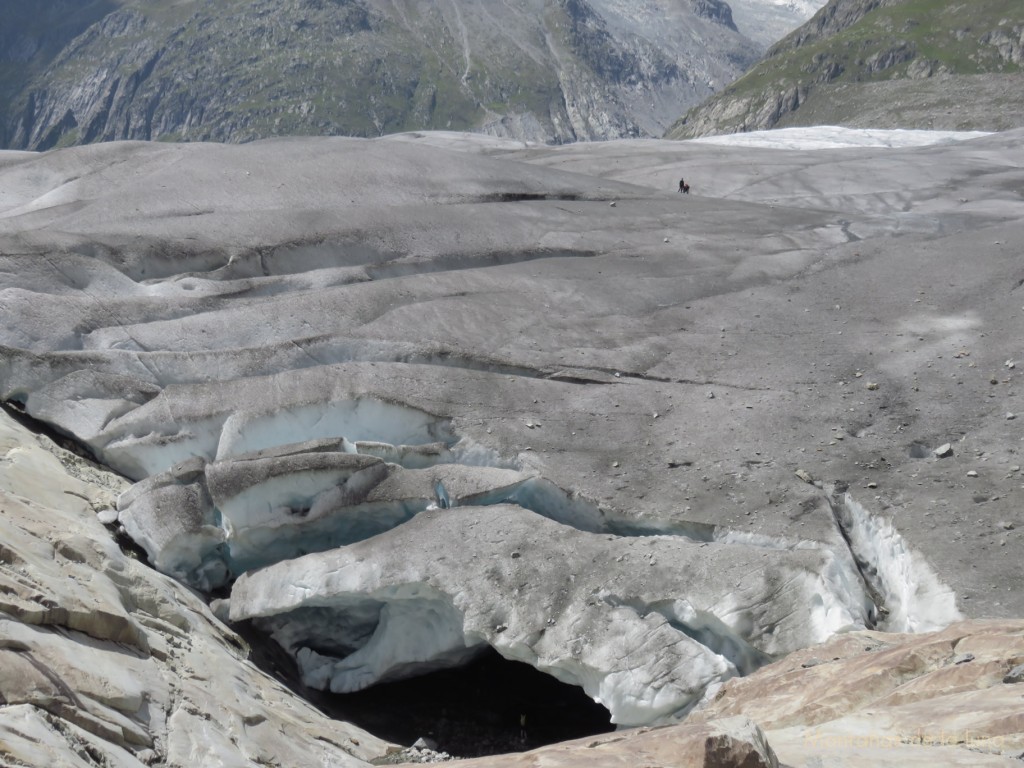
[669,0,1023,137]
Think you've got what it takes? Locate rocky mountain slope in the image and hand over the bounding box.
[666,0,1024,137]
[0,0,779,149]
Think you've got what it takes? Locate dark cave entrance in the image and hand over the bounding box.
[324,648,615,757]
[236,621,614,758]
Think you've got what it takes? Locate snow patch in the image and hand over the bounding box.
[690,126,991,150]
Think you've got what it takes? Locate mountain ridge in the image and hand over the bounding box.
[666,0,1024,138]
[1,0,789,149]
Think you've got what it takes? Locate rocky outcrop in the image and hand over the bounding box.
[688,0,740,30]
[459,715,781,768]
[983,25,1024,66]
[771,0,901,52]
[693,619,1024,766]
[429,619,1024,767]
[0,408,393,767]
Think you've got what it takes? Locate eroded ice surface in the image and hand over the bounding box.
[2,128,998,732]
[230,504,872,726]
[118,436,532,589]
[116,413,956,730]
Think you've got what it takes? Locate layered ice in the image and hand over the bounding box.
[215,400,453,462]
[833,493,962,633]
[117,437,536,589]
[297,587,485,692]
[231,504,871,726]
[116,457,226,587]
[10,359,473,482]
[95,376,945,725]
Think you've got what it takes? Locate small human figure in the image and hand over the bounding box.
[519,713,527,744]
[678,178,690,194]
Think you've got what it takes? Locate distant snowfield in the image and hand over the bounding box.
[726,0,828,47]
[779,0,827,17]
[690,125,992,150]
[385,125,995,155]
[0,127,995,164]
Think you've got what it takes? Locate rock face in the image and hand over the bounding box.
[1,0,764,149]
[693,619,1024,766]
[0,408,392,767]
[666,0,1024,138]
[460,715,782,768]
[2,126,1024,761]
